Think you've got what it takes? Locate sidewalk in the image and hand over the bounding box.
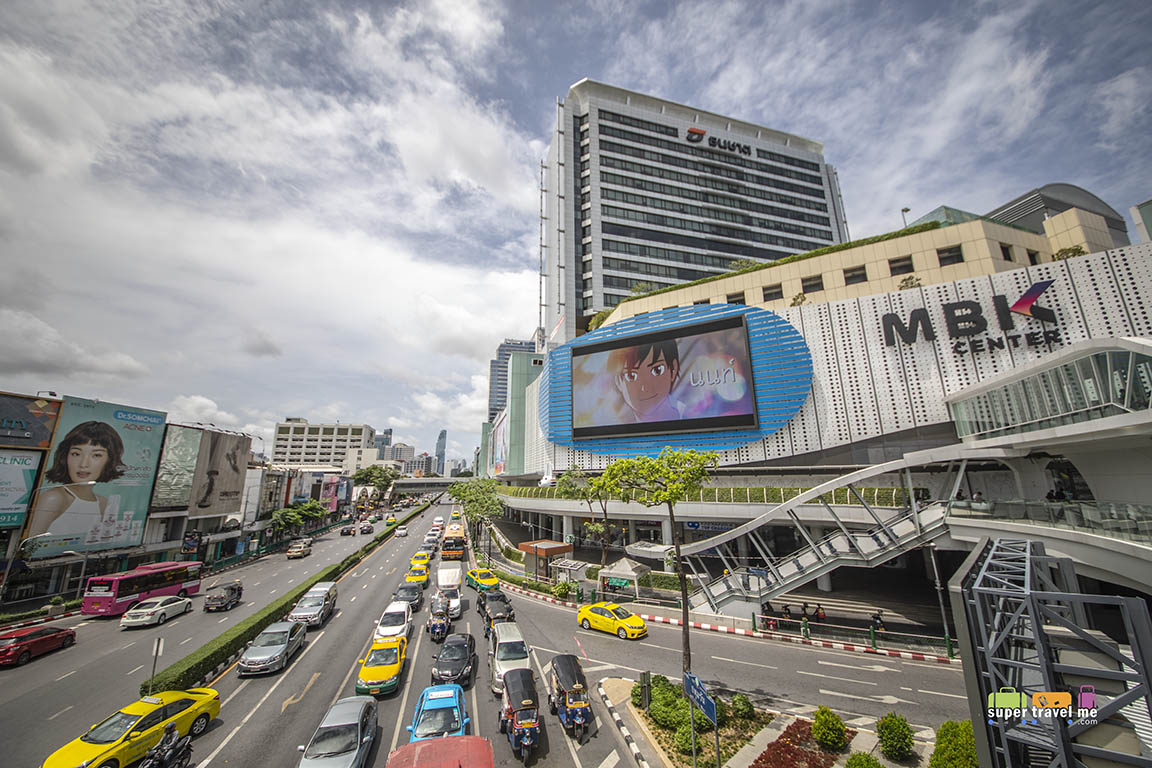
[600,677,658,768]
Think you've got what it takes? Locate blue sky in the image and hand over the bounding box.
[1,0,1149,463]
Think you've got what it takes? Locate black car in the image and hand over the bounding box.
[431,633,477,686]
[477,589,514,623]
[359,523,373,534]
[340,525,356,536]
[394,583,423,612]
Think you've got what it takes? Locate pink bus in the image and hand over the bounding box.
[81,561,204,616]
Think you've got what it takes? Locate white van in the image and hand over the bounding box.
[437,565,463,618]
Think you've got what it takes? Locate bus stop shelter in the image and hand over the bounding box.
[519,539,573,582]
[597,557,651,601]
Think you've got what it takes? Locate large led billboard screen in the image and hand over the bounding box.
[571,315,758,439]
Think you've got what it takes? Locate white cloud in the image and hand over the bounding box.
[166,394,239,426]
[1095,67,1151,146]
[0,309,148,378]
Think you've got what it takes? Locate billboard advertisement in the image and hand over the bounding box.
[150,425,203,509]
[0,449,42,528]
[26,396,167,556]
[571,315,758,439]
[0,392,61,450]
[189,431,250,519]
[490,411,508,476]
[320,475,339,513]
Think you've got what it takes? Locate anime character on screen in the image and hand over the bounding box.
[28,421,124,540]
[608,339,683,423]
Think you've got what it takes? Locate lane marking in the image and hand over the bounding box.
[582,664,617,674]
[121,642,136,650]
[218,617,229,623]
[127,664,144,675]
[254,582,262,586]
[48,705,74,721]
[247,602,256,607]
[350,596,357,603]
[532,648,584,768]
[712,655,778,670]
[269,590,277,595]
[797,670,877,686]
[597,752,621,768]
[818,660,900,673]
[388,623,426,753]
[918,688,967,699]
[330,633,376,708]
[55,670,76,681]
[362,584,368,590]
[467,621,479,739]
[819,689,917,705]
[282,671,321,712]
[197,630,325,768]
[221,680,249,708]
[180,637,193,645]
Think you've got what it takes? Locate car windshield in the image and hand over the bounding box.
[134,600,160,610]
[611,607,633,620]
[442,588,459,600]
[254,631,288,647]
[304,723,359,758]
[365,647,399,666]
[414,706,460,738]
[439,643,468,661]
[379,612,406,627]
[475,571,494,580]
[297,597,323,608]
[0,637,18,647]
[397,586,418,597]
[513,708,538,726]
[82,711,140,744]
[567,691,589,707]
[496,640,529,661]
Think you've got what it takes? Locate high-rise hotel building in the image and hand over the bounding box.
[543,79,850,345]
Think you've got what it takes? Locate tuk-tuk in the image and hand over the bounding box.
[547,654,591,738]
[203,580,243,612]
[498,668,541,761]
[483,604,514,639]
[426,594,452,642]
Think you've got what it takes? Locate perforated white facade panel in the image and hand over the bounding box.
[522,246,1152,473]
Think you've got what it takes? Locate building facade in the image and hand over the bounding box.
[543,79,849,346]
[272,418,374,464]
[374,428,392,458]
[986,182,1130,247]
[434,429,447,475]
[489,338,536,422]
[1131,197,1152,244]
[387,442,415,463]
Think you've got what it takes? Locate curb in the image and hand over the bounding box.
[0,609,83,629]
[598,678,649,768]
[497,580,960,666]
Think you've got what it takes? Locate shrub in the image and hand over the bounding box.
[929,721,977,768]
[631,680,644,708]
[48,595,66,606]
[846,753,884,768]
[811,706,848,751]
[715,696,730,727]
[551,582,571,599]
[732,693,755,719]
[674,722,696,754]
[877,712,915,760]
[585,566,601,581]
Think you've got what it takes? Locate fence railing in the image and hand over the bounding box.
[498,485,921,506]
[949,498,1152,544]
[754,613,954,657]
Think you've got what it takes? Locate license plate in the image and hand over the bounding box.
[370,688,380,694]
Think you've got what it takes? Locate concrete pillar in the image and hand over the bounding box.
[816,573,832,592]
[562,514,574,542]
[661,519,673,546]
[627,519,637,543]
[737,535,749,565]
[551,515,561,541]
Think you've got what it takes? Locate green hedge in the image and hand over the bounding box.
[846,753,883,768]
[638,572,682,591]
[812,705,848,751]
[491,566,552,596]
[0,598,83,626]
[877,712,915,760]
[929,720,978,768]
[139,495,441,696]
[496,485,922,506]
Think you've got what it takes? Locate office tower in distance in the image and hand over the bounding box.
[388,442,415,463]
[374,429,392,459]
[489,339,536,422]
[543,78,849,345]
[273,418,374,464]
[434,429,447,475]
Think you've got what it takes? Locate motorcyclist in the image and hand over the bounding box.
[149,722,180,765]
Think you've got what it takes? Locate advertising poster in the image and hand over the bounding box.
[571,316,758,439]
[150,425,203,509]
[189,431,251,519]
[320,475,339,513]
[0,449,42,528]
[26,396,167,556]
[0,392,61,450]
[490,412,508,476]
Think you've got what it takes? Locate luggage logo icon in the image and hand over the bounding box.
[1079,685,1097,709]
[1033,691,1072,709]
[988,687,1029,708]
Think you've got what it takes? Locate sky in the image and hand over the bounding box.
[2,0,1149,464]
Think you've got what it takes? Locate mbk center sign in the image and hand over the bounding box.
[882,281,1062,355]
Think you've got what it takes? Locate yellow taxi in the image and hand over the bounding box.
[355,637,407,696]
[577,602,647,640]
[41,688,220,768]
[450,510,462,520]
[386,514,396,525]
[405,566,429,588]
[410,552,432,568]
[465,568,500,591]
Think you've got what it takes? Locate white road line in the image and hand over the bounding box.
[247,602,256,607]
[47,705,74,721]
[597,752,621,768]
[712,655,778,670]
[371,574,377,579]
[362,584,367,590]
[254,582,262,586]
[55,670,76,681]
[388,626,426,753]
[121,642,136,650]
[533,649,584,768]
[198,630,325,768]
[918,688,968,699]
[797,670,877,686]
[218,617,229,623]
[269,590,277,595]
[329,634,375,708]
[127,664,144,675]
[818,660,900,673]
[221,680,249,708]
[75,621,91,627]
[350,596,357,603]
[901,686,913,691]
[180,637,193,645]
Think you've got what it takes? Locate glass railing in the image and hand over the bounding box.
[947,499,1152,543]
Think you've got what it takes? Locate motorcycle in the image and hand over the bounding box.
[139,735,192,768]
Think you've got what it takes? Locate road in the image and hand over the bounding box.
[15,497,969,767]
[5,515,404,768]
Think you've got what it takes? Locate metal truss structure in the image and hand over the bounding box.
[955,538,1152,767]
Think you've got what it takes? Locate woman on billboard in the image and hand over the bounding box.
[28,421,124,541]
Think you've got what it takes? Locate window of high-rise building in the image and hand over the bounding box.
[937,245,964,267]
[762,284,784,301]
[801,275,824,293]
[844,266,867,285]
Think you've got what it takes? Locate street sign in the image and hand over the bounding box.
[683,672,717,725]
[606,577,630,587]
[152,637,164,658]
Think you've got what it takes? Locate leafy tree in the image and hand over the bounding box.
[293,499,326,521]
[929,721,977,768]
[452,478,505,536]
[270,506,303,532]
[556,468,620,565]
[1053,245,1086,260]
[790,292,807,306]
[602,448,717,673]
[352,465,399,492]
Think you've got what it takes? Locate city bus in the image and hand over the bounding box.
[81,561,204,616]
[441,523,467,561]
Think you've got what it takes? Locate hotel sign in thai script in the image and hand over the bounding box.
[881,281,1062,355]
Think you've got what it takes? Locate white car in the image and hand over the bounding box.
[432,516,445,526]
[374,601,412,640]
[395,526,408,537]
[120,595,192,628]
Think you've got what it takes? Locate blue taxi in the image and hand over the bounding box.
[406,684,469,742]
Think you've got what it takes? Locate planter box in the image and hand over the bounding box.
[46,605,66,617]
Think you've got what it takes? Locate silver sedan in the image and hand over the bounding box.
[119,595,193,628]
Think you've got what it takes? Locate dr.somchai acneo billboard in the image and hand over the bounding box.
[570,314,758,439]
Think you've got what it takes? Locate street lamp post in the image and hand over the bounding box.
[926,543,952,643]
[901,207,911,227]
[63,550,92,601]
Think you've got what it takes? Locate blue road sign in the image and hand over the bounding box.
[748,567,773,580]
[683,672,717,725]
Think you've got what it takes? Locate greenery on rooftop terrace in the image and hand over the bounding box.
[617,220,943,306]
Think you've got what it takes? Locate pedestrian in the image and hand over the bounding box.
[972,491,984,503]
[781,604,792,620]
[1054,488,1067,501]
[955,489,967,501]
[801,602,810,618]
[1046,489,1056,501]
